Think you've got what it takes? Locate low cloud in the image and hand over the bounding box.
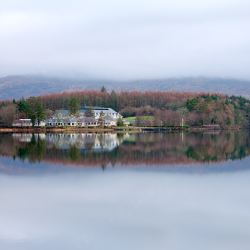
[0,0,250,79]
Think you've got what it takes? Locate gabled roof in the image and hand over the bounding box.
[55,107,118,113]
[81,106,116,112]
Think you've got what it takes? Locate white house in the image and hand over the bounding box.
[12,119,32,127]
[82,107,122,120]
[12,119,46,127]
[46,107,122,127]
[35,121,46,127]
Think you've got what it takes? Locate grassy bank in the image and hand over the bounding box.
[0,126,143,133]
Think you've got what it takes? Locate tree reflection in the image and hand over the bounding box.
[0,131,250,167]
[69,145,81,161]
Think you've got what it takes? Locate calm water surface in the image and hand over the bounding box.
[0,131,250,250]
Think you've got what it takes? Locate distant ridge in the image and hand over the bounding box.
[1,75,250,100]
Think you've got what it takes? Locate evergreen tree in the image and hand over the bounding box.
[101,86,107,93]
[110,90,118,110]
[35,101,46,125]
[23,98,46,126]
[117,118,124,127]
[69,97,80,115]
[18,99,30,114]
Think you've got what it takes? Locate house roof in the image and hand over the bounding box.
[81,106,116,112]
[54,107,118,115]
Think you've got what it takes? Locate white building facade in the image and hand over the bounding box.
[46,107,122,127]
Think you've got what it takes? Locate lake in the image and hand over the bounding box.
[0,131,250,250]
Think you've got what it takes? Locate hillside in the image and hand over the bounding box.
[1,75,250,100]
[1,90,250,129]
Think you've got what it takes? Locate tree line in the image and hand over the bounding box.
[1,87,250,128]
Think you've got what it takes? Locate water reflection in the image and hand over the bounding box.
[1,132,250,249]
[0,131,250,168]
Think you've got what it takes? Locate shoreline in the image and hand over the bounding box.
[0,127,140,133]
[0,127,115,133]
[0,126,244,133]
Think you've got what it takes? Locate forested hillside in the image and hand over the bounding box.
[1,89,250,128]
[1,75,250,99]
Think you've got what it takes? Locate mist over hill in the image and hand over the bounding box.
[1,75,250,100]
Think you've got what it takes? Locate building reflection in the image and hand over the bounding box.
[12,133,128,152]
[0,131,250,167]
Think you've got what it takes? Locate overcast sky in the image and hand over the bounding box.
[0,0,250,80]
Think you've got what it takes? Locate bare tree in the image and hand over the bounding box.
[0,104,17,127]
